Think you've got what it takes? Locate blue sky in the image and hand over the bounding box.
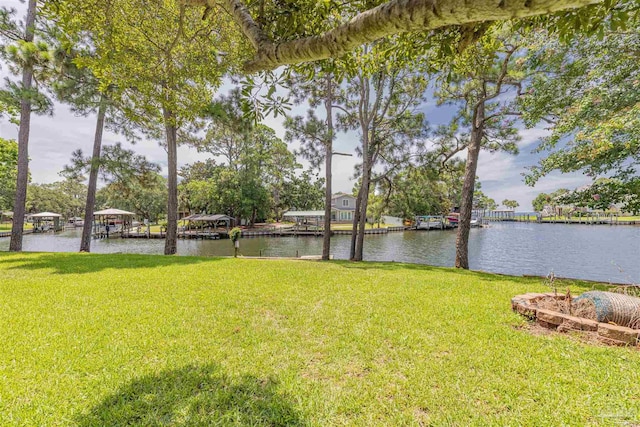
[0,0,593,211]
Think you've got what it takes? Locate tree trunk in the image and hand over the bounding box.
[80,98,107,252]
[349,184,363,260]
[9,0,37,252]
[354,161,371,261]
[251,206,257,226]
[163,107,178,255]
[455,104,484,269]
[322,74,334,261]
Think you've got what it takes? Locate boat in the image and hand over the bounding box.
[415,215,443,230]
[446,213,480,227]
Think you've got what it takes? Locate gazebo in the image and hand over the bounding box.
[93,208,136,237]
[30,212,63,232]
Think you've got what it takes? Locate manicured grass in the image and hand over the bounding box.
[541,216,640,223]
[0,223,33,232]
[1,253,639,425]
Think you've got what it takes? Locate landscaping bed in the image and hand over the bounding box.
[512,292,640,346]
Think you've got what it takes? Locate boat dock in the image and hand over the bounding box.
[0,229,34,239]
[118,226,409,240]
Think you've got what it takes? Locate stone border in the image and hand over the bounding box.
[512,293,640,346]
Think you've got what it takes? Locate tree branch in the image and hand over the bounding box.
[197,0,603,72]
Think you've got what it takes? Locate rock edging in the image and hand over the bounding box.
[512,293,640,346]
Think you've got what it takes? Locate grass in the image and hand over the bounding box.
[1,252,639,426]
[0,223,33,232]
[540,216,640,223]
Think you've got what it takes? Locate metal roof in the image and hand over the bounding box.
[183,214,233,222]
[93,208,135,216]
[283,210,325,217]
[30,212,62,218]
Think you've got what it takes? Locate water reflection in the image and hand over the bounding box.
[1,223,638,283]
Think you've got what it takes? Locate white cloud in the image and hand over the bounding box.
[518,126,550,148]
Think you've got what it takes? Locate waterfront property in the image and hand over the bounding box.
[1,252,639,425]
[284,193,359,225]
[330,192,357,222]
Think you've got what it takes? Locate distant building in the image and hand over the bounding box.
[283,193,359,224]
[330,192,357,223]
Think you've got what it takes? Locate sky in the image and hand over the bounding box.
[0,1,593,211]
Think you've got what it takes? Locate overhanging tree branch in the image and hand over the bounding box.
[191,0,603,72]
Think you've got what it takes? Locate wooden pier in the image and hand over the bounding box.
[484,215,640,225]
[0,229,34,239]
[118,226,409,239]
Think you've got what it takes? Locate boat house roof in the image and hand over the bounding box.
[30,212,62,218]
[283,210,325,218]
[183,214,233,222]
[93,208,135,216]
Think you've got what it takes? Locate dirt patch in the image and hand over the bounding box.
[513,323,609,347]
[536,295,597,321]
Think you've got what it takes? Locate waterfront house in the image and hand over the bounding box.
[330,192,357,223]
[283,193,359,224]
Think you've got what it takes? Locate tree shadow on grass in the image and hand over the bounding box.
[0,252,218,275]
[76,364,306,427]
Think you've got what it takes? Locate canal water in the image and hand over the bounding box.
[1,222,638,283]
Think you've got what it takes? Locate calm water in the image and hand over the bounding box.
[1,222,639,283]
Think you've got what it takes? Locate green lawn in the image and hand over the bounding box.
[1,253,638,425]
[0,223,33,232]
[541,216,640,223]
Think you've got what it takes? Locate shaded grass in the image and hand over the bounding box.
[1,252,639,426]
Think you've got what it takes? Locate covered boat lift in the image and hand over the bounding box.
[30,212,63,232]
[181,214,234,238]
[282,210,325,231]
[93,208,136,238]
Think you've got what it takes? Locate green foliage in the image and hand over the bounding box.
[96,173,167,222]
[0,7,54,119]
[26,178,87,218]
[522,7,639,211]
[1,252,639,425]
[432,25,523,157]
[229,227,242,242]
[502,199,519,209]
[63,144,165,221]
[532,189,571,213]
[0,137,18,210]
[280,171,325,211]
[474,185,497,211]
[63,143,160,184]
[532,193,550,212]
[186,95,300,224]
[558,179,640,214]
[381,166,452,220]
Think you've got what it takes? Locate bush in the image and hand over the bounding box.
[229,227,242,242]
